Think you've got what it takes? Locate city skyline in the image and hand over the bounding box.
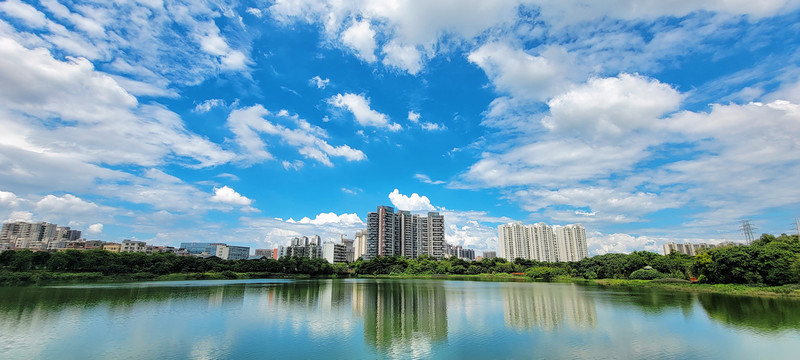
[1,2,799,255]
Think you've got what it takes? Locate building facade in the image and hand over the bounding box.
[498,222,588,262]
[364,206,445,260]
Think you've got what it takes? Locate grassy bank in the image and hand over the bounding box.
[592,278,800,298]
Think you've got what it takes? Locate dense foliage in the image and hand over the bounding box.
[1,233,798,286]
[0,249,348,278]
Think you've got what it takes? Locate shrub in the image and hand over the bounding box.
[629,269,666,280]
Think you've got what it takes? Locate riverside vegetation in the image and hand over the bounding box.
[1,234,799,296]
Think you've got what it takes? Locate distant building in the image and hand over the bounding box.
[121,239,147,253]
[663,241,739,256]
[498,222,588,262]
[214,244,250,260]
[278,241,322,259]
[354,230,367,260]
[180,242,222,255]
[482,251,497,259]
[255,248,276,258]
[102,243,121,252]
[445,243,476,261]
[323,242,348,263]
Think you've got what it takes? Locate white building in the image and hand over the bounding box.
[498,222,588,262]
[354,230,367,260]
[323,242,348,263]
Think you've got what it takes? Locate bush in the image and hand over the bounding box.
[629,269,666,280]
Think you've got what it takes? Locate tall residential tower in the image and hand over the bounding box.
[364,206,445,260]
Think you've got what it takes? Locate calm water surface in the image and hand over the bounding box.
[1,279,799,359]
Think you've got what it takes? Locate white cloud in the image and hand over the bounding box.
[246,8,263,18]
[0,0,49,28]
[282,160,304,170]
[414,174,446,185]
[588,233,661,255]
[228,105,366,166]
[87,223,103,234]
[407,111,420,123]
[543,73,683,142]
[328,93,401,131]
[468,43,577,102]
[0,190,20,208]
[535,0,800,28]
[210,186,252,206]
[420,122,446,131]
[5,210,32,222]
[310,75,330,89]
[341,19,377,62]
[388,189,436,211]
[269,0,521,74]
[293,212,364,226]
[194,99,225,113]
[382,41,422,74]
[341,187,361,195]
[35,194,106,216]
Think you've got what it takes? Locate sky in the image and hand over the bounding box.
[1,0,799,256]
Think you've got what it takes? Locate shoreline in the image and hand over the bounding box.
[4,271,800,298]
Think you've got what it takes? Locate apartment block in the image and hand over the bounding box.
[498,222,588,262]
[364,206,445,260]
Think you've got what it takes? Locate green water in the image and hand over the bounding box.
[1,279,798,359]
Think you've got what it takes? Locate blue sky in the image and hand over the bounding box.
[1,1,799,255]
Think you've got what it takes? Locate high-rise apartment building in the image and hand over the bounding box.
[364,206,445,260]
[498,222,588,262]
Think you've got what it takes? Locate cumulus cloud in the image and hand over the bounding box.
[0,190,20,208]
[290,212,364,226]
[543,73,683,141]
[468,43,577,102]
[382,41,422,74]
[210,186,252,206]
[328,93,401,131]
[5,211,33,222]
[388,189,436,211]
[35,194,106,216]
[407,111,420,123]
[87,223,103,234]
[341,19,377,62]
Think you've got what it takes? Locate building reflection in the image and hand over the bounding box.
[502,283,596,330]
[353,280,448,355]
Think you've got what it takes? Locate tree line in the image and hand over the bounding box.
[1,233,798,286]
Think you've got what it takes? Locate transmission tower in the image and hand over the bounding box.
[795,217,800,237]
[739,220,756,245]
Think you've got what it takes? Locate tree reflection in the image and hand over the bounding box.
[698,293,800,333]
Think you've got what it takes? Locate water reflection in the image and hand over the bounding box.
[0,279,799,359]
[698,293,800,333]
[355,280,448,357]
[501,283,597,330]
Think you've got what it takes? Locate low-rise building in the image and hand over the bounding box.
[121,239,147,253]
[103,243,121,252]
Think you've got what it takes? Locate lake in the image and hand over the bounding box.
[1,278,798,359]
